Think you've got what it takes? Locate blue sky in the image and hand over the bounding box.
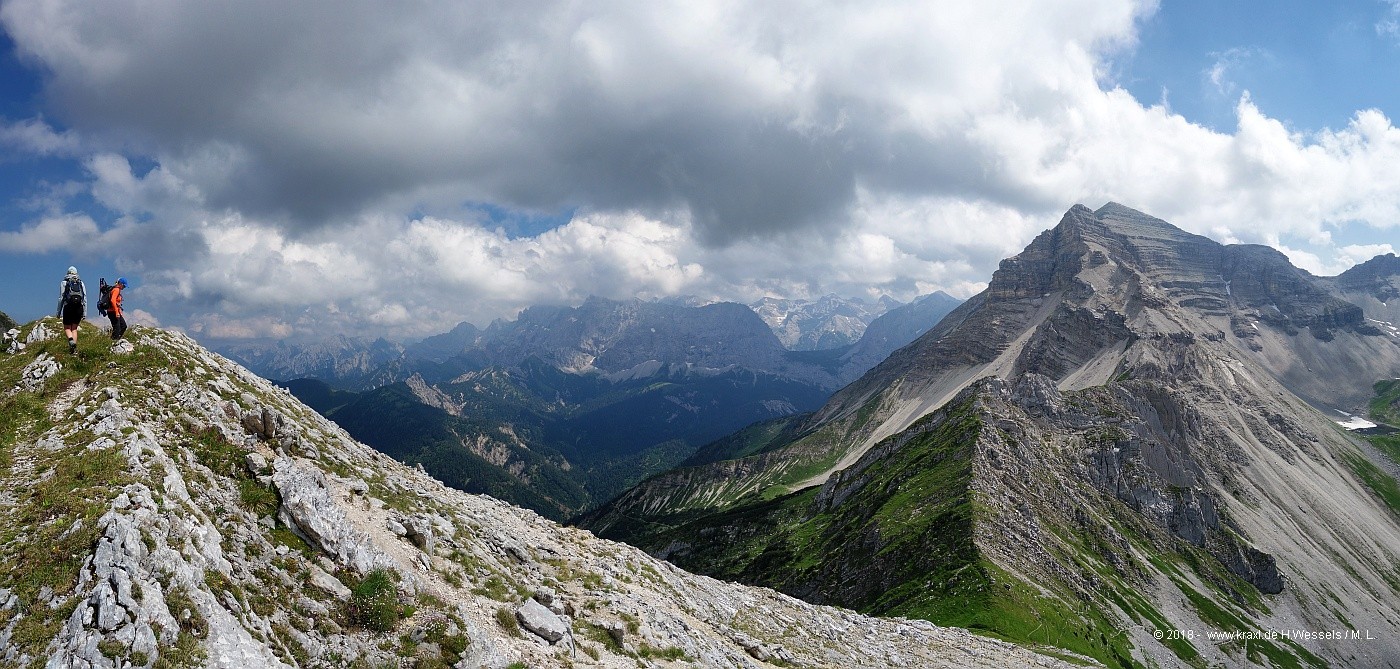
[1,0,1398,340]
[1120,0,1400,132]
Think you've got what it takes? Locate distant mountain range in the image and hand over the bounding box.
[750,293,902,350]
[219,334,405,390]
[220,293,956,386]
[579,203,1400,668]
[213,293,961,519]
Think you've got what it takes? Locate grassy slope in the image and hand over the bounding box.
[1370,379,1400,427]
[1353,380,1400,517]
[635,398,1147,668]
[677,413,809,468]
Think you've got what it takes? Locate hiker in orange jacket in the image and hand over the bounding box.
[108,277,128,341]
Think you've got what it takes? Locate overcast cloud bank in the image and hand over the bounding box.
[2,0,1398,339]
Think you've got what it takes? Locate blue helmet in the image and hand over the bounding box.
[116,277,128,287]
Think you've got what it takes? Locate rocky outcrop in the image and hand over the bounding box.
[515,598,569,644]
[17,353,59,391]
[403,373,464,416]
[2,329,21,355]
[24,321,53,344]
[271,457,404,578]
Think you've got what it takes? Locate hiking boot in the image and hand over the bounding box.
[68,339,77,354]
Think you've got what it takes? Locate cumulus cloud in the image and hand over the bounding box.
[0,213,101,253]
[125,308,161,328]
[1339,243,1398,265]
[0,117,82,156]
[2,0,1400,340]
[0,0,1149,242]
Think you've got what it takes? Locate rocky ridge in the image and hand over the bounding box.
[0,319,1078,668]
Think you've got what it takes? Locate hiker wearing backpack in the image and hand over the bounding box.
[56,266,86,354]
[107,277,128,341]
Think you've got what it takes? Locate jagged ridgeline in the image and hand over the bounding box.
[0,319,1081,668]
[581,204,1400,669]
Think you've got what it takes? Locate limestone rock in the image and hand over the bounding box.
[271,457,401,577]
[245,452,270,476]
[24,321,52,344]
[402,515,436,554]
[2,329,21,355]
[18,353,59,391]
[308,565,351,601]
[515,598,567,644]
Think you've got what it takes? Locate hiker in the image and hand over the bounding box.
[108,277,128,340]
[56,266,86,354]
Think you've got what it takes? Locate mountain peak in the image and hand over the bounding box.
[1079,202,1211,246]
[1337,251,1400,285]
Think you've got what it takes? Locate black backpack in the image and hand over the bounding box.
[97,279,112,315]
[63,276,84,308]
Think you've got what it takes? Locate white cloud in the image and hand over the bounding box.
[125,308,160,328]
[0,213,101,253]
[0,0,1151,240]
[187,314,295,340]
[1269,240,1331,276]
[1339,243,1397,265]
[0,117,82,156]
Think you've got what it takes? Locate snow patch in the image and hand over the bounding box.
[1334,410,1378,430]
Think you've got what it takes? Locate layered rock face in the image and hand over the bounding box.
[1326,252,1400,336]
[583,204,1400,668]
[1333,252,1400,302]
[0,320,1076,668]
